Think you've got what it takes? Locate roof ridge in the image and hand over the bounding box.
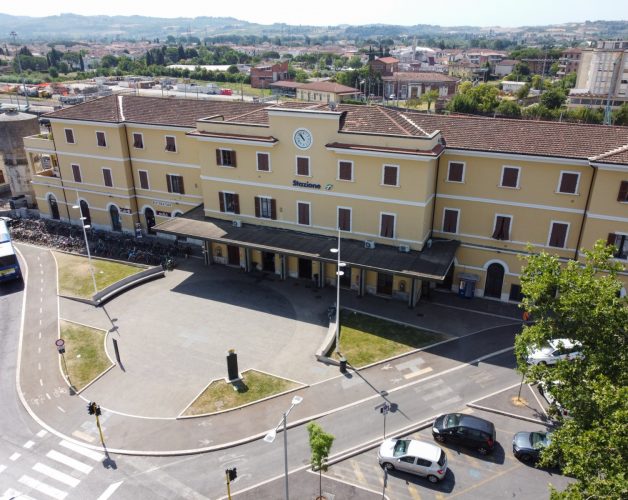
[376,106,414,136]
[590,143,628,161]
[398,112,429,136]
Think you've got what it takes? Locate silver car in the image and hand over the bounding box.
[526,339,583,365]
[377,438,447,483]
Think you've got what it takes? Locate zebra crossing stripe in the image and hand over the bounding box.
[46,450,93,475]
[18,474,68,500]
[96,481,124,500]
[33,462,80,488]
[1,488,36,500]
[0,465,6,474]
[59,440,104,461]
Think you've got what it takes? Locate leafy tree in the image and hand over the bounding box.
[516,83,531,100]
[348,55,362,69]
[448,93,478,114]
[566,106,604,124]
[521,103,555,120]
[612,103,628,126]
[295,69,309,83]
[100,54,118,69]
[19,46,32,57]
[307,422,335,500]
[531,74,543,90]
[48,66,59,78]
[515,242,627,499]
[540,88,566,109]
[421,89,440,112]
[227,65,239,74]
[495,100,522,118]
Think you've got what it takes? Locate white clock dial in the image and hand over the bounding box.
[293,128,312,149]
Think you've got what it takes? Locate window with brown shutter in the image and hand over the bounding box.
[217,149,236,167]
[443,209,459,233]
[219,192,225,212]
[617,181,628,202]
[338,207,351,231]
[232,194,240,214]
[102,168,113,187]
[608,233,628,259]
[382,165,398,186]
[71,164,82,183]
[65,129,75,144]
[492,215,511,240]
[558,172,579,194]
[166,174,184,194]
[254,196,261,217]
[297,202,310,225]
[296,157,310,176]
[500,167,520,188]
[257,152,270,171]
[380,214,395,238]
[96,131,107,147]
[447,162,464,182]
[220,192,239,213]
[270,199,277,220]
[165,136,177,152]
[133,133,144,149]
[548,222,568,248]
[138,170,149,190]
[338,161,353,181]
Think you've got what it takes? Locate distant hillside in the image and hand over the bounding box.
[0,14,626,42]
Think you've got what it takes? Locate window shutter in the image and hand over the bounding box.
[493,216,510,240]
[339,161,352,180]
[502,217,511,240]
[139,171,148,189]
[233,194,240,214]
[254,196,261,217]
[257,153,269,171]
[216,149,222,166]
[219,192,225,212]
[607,233,617,246]
[297,157,309,176]
[178,176,185,194]
[270,199,277,220]
[166,175,172,193]
[617,181,628,202]
[231,150,237,168]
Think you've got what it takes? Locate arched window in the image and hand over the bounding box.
[145,207,156,235]
[48,194,60,220]
[109,205,122,232]
[79,200,91,227]
[484,263,505,299]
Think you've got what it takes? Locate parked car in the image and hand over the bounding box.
[512,431,551,462]
[539,380,571,418]
[432,413,496,455]
[377,438,447,483]
[526,339,583,366]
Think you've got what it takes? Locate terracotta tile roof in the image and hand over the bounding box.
[374,57,399,64]
[187,130,277,143]
[383,72,459,83]
[298,81,358,94]
[590,144,628,165]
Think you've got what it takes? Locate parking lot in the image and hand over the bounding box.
[325,386,574,500]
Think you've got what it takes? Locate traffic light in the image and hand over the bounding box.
[95,404,101,416]
[87,402,96,415]
[226,468,237,482]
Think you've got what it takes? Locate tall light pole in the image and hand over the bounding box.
[330,229,346,354]
[72,196,98,295]
[9,31,29,109]
[263,395,303,500]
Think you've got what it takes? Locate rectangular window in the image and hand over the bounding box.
[254,196,276,219]
[102,168,113,187]
[0,170,4,184]
[165,136,177,153]
[382,165,399,186]
[64,128,75,144]
[219,192,240,214]
[607,233,628,259]
[500,166,520,188]
[138,170,149,190]
[296,157,310,176]
[338,161,353,181]
[166,174,185,194]
[492,215,511,240]
[297,202,310,225]
[447,161,464,182]
[256,152,270,172]
[380,213,395,238]
[216,148,237,167]
[442,208,459,233]
[96,131,107,148]
[71,164,82,183]
[618,180,628,202]
[338,207,351,231]
[558,171,580,194]
[548,222,569,248]
[133,133,144,149]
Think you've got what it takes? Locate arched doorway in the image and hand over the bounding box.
[79,200,91,227]
[484,263,505,299]
[48,195,60,220]
[109,205,122,232]
[144,207,156,234]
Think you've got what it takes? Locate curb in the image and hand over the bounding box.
[467,403,557,427]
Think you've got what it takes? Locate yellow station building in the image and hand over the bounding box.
[23,95,628,304]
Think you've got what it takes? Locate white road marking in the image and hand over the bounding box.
[18,474,67,500]
[1,489,36,500]
[38,332,42,340]
[40,297,43,303]
[403,367,433,379]
[430,395,463,409]
[422,387,453,401]
[10,452,21,461]
[40,278,44,283]
[23,440,35,449]
[38,346,41,353]
[71,430,95,443]
[40,379,43,386]
[40,307,43,314]
[46,450,93,475]
[41,287,44,292]
[96,481,124,500]
[39,319,42,325]
[59,440,104,461]
[57,406,66,413]
[37,430,48,438]
[40,270,44,275]
[46,393,51,400]
[0,465,6,474]
[33,463,80,488]
[38,362,42,370]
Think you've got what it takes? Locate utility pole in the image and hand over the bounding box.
[225,468,237,499]
[10,31,29,109]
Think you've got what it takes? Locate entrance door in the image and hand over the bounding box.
[339,266,352,288]
[227,245,240,266]
[145,207,156,234]
[109,205,122,232]
[298,258,312,279]
[262,252,276,273]
[484,263,505,298]
[48,195,60,220]
[377,273,393,295]
[79,200,91,227]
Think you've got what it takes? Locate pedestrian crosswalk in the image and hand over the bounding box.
[0,431,115,500]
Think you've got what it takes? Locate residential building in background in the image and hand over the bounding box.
[250,61,290,89]
[382,72,459,99]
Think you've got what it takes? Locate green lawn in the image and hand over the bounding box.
[60,320,112,391]
[183,370,300,416]
[54,252,143,299]
[337,310,446,367]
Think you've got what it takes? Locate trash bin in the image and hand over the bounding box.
[339,356,347,374]
[458,273,480,299]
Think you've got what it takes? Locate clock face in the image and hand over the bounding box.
[293,128,312,150]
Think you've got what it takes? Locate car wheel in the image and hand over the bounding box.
[434,435,446,443]
[382,462,395,471]
[427,474,439,484]
[478,446,489,455]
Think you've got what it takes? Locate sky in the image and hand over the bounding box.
[2,0,627,27]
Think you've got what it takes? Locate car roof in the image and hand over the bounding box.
[458,414,495,433]
[548,338,580,349]
[406,440,441,461]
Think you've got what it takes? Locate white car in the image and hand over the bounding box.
[377,438,447,483]
[539,380,571,418]
[526,339,583,365]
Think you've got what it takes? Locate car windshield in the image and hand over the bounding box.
[393,440,410,457]
[445,414,461,428]
[530,432,549,448]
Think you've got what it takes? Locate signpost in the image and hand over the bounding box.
[375,402,391,439]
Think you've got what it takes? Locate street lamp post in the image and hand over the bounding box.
[72,199,98,295]
[263,395,303,500]
[330,229,346,355]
